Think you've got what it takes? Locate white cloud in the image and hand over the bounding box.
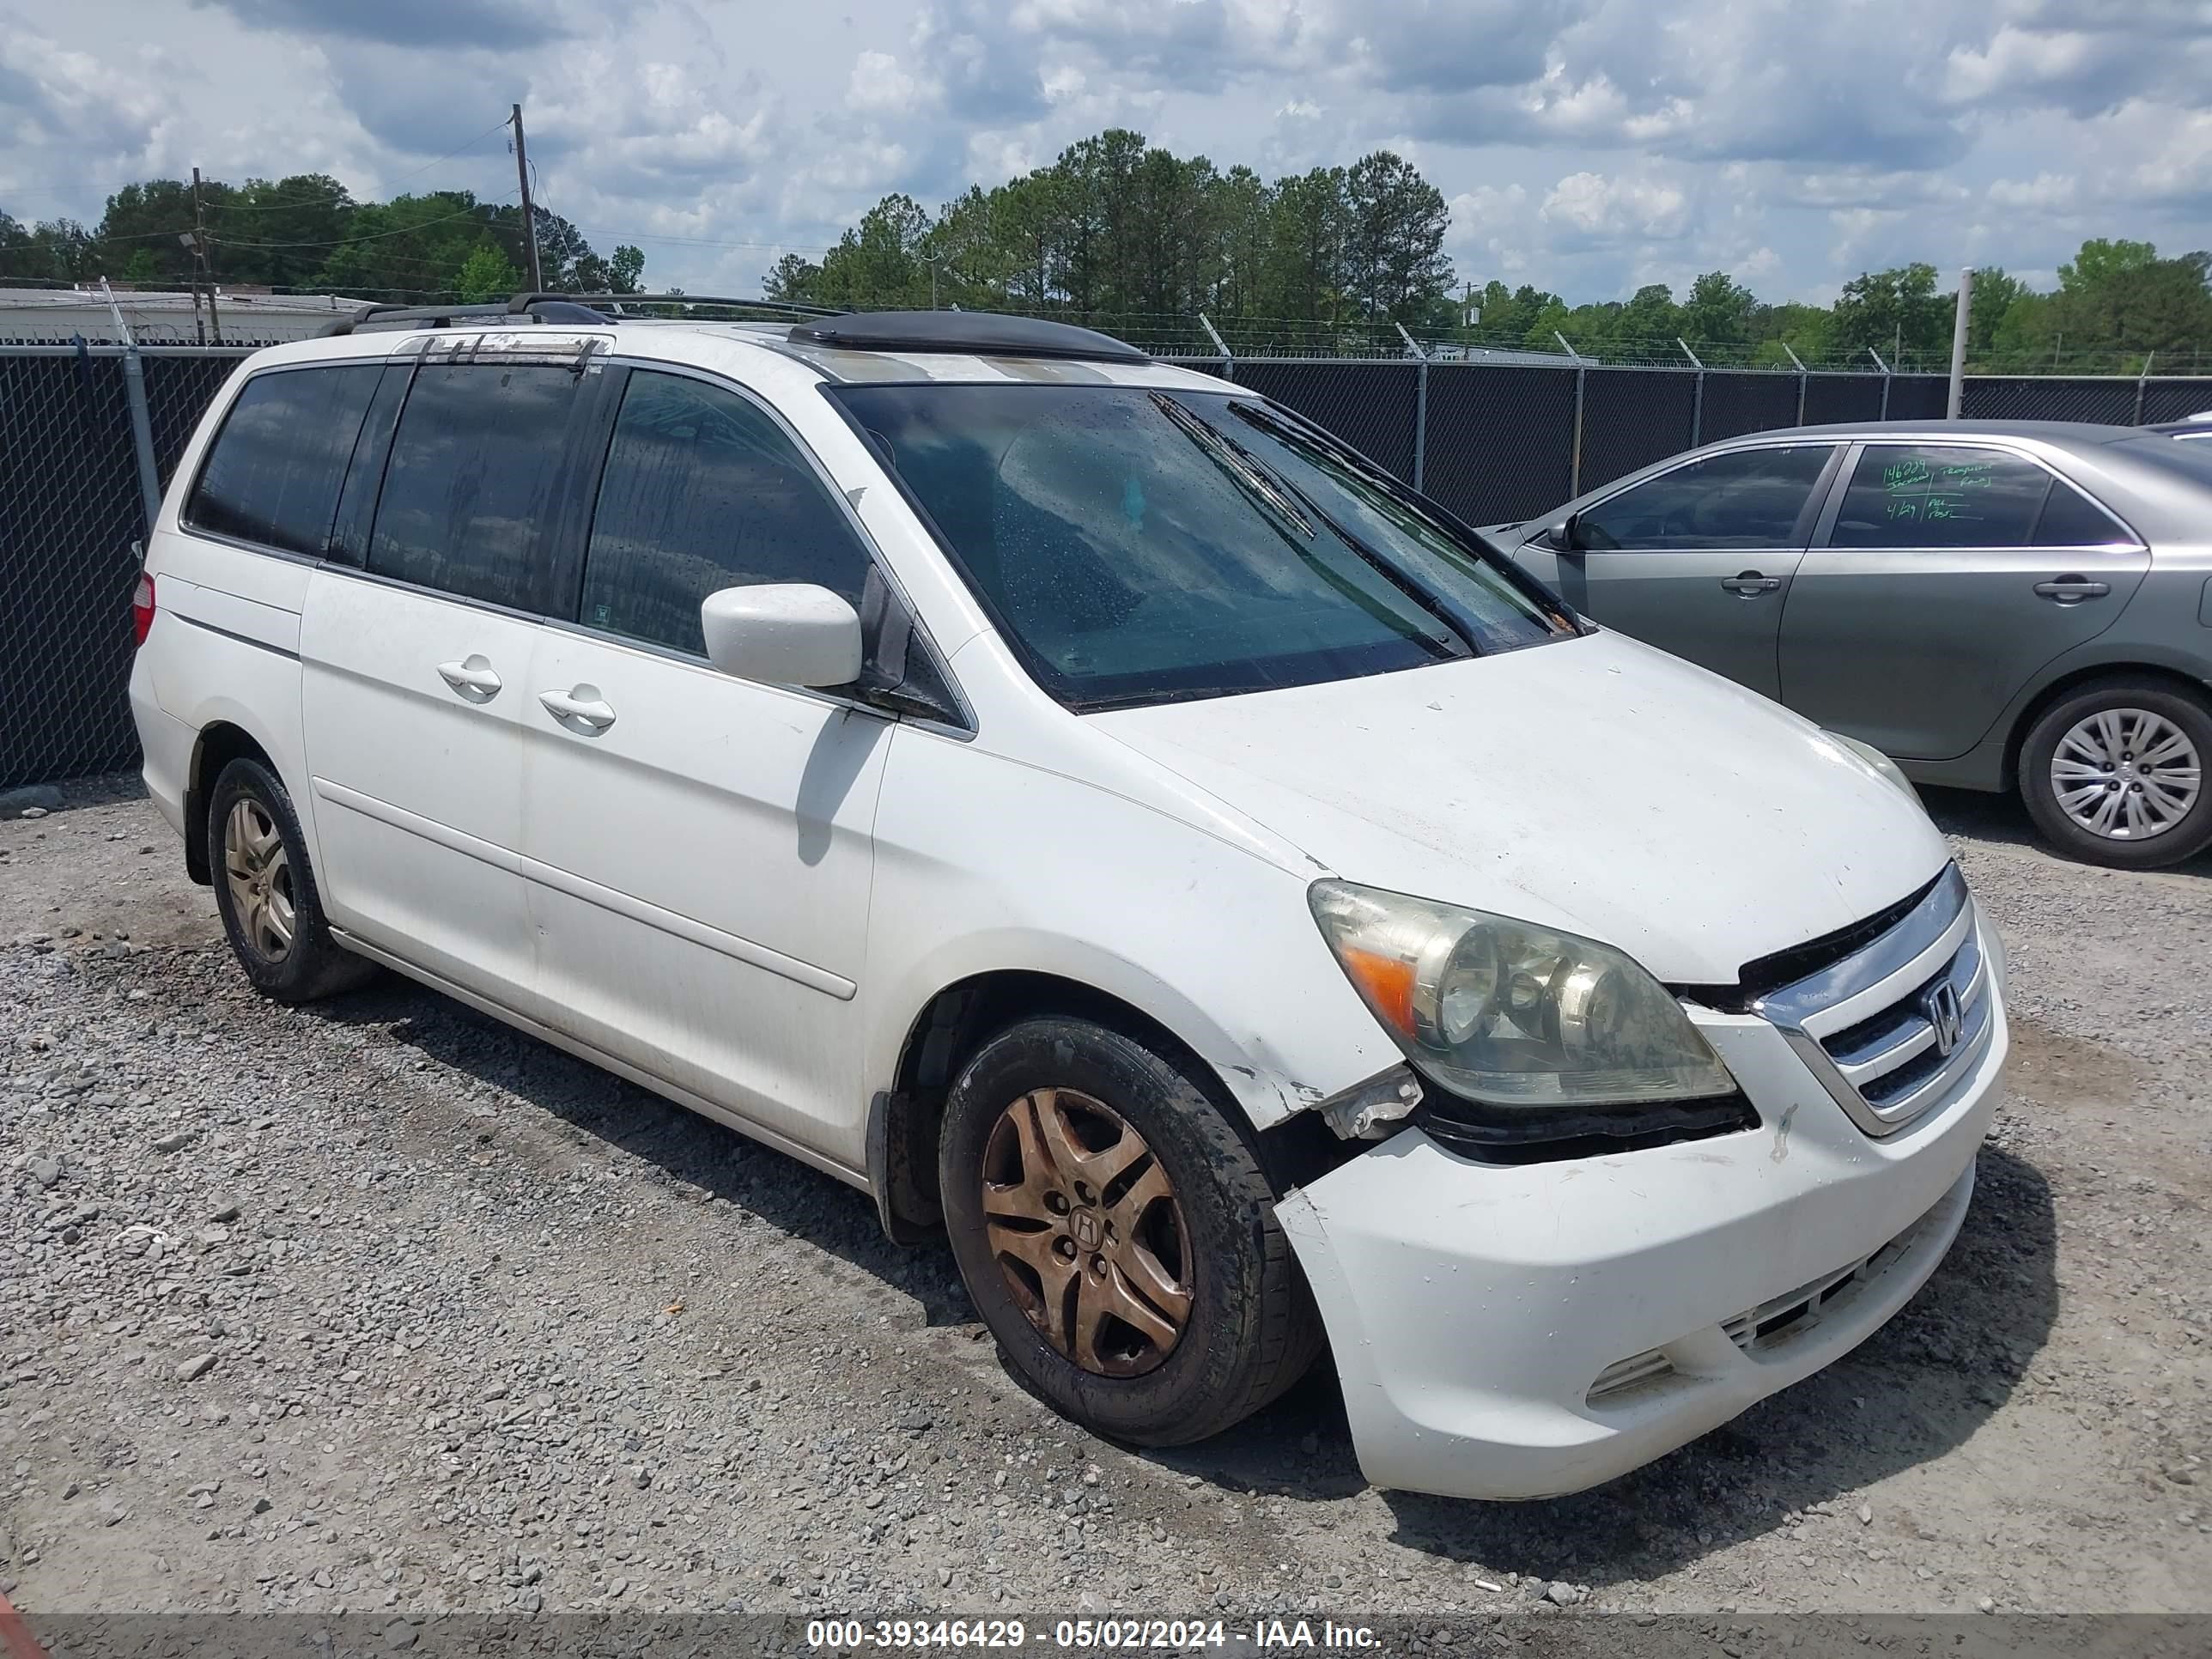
[1,0,2207,308]
[848,50,925,115]
[1540,171,1691,240]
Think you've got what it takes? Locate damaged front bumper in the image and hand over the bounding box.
[1274,942,2007,1503]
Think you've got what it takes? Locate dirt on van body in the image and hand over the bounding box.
[1,787,2207,1629]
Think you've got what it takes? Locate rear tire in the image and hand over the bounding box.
[206,757,376,1002]
[2018,679,2212,870]
[939,1017,1322,1448]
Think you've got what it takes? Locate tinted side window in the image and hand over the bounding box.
[579,371,872,656]
[1830,445,2051,550]
[186,366,381,556]
[367,363,583,611]
[1573,446,1834,550]
[2034,478,2127,545]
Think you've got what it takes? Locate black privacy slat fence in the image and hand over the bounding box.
[3,337,2210,790]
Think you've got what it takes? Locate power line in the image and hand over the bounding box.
[571,224,837,254]
[383,116,521,191]
[210,197,515,251]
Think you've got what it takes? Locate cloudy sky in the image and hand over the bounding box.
[3,0,2209,305]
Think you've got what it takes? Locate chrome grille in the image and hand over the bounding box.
[1754,866,1994,1137]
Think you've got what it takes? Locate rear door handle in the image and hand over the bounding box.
[1720,572,1782,596]
[435,655,501,699]
[539,685,617,733]
[2033,578,2111,604]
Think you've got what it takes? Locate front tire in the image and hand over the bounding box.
[939,1017,1322,1448]
[206,757,376,1002]
[2019,681,2212,869]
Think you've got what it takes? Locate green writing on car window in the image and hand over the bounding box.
[1881,454,1984,526]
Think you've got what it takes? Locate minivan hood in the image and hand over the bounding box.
[1087,631,1948,986]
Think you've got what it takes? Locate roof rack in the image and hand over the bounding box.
[505,292,843,320]
[319,292,842,337]
[788,309,1147,363]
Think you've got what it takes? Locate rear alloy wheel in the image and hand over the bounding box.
[939,1017,1321,1447]
[2020,682,2212,869]
[222,797,297,963]
[206,756,378,1002]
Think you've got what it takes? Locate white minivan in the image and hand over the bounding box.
[129,300,2007,1501]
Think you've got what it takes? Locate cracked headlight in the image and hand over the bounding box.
[1309,879,1735,1108]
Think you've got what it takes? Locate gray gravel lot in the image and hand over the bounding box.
[2,787,2208,1620]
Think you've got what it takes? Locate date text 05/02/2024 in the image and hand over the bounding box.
[803,1618,1382,1650]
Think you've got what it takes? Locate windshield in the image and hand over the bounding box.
[831,384,1577,711]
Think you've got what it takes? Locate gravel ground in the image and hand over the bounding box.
[2,786,2208,1622]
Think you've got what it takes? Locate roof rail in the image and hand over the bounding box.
[319,292,841,337]
[787,309,1147,363]
[318,297,609,337]
[504,292,843,319]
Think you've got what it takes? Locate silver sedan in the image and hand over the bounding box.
[1496,421,2212,868]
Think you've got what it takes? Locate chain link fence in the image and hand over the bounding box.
[5,339,2211,791]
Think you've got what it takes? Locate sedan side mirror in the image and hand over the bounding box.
[1546,512,1583,553]
[700,584,863,689]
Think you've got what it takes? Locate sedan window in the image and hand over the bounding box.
[1571,446,1835,550]
[1829,444,2051,550]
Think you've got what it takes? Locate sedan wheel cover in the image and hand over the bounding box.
[2051,708,2203,841]
[981,1088,1194,1377]
[222,798,297,962]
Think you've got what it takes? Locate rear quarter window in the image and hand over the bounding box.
[185,365,383,557]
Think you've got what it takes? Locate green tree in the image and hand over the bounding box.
[1342,150,1453,323]
[2058,239,2160,294]
[763,252,821,301]
[211,175,353,289]
[455,241,522,302]
[2046,242,2212,364]
[1830,263,1951,362]
[1681,270,1755,347]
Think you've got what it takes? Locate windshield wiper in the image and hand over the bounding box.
[1170,402,1485,656]
[1148,392,1315,538]
[1227,399,1585,638]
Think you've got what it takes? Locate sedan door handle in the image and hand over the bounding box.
[538,685,617,733]
[435,655,502,699]
[2033,578,2112,604]
[1720,572,1783,596]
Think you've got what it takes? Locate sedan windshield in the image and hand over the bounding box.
[832,384,1577,711]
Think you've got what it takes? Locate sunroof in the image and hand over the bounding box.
[787,310,1147,364]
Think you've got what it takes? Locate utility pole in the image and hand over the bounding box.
[511,104,543,292]
[1946,266,1975,421]
[192,167,222,345]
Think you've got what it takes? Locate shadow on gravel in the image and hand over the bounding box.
[304,978,2058,1582]
[307,984,981,1330]
[1921,784,2212,878]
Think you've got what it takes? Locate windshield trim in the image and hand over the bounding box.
[820,380,1582,714]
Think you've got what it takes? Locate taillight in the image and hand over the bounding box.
[131,572,156,647]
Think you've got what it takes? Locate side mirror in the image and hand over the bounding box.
[700,584,863,689]
[1546,512,1583,553]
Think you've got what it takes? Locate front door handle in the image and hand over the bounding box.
[539,685,617,733]
[436,655,501,699]
[2033,577,2112,604]
[1720,571,1782,596]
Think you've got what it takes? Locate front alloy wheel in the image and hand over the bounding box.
[938,1017,1321,1447]
[981,1087,1193,1377]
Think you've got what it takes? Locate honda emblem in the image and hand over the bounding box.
[1923,981,1964,1057]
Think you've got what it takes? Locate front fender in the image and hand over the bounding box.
[864,738,1398,1133]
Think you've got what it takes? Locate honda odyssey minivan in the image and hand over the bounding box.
[128,298,2008,1501]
